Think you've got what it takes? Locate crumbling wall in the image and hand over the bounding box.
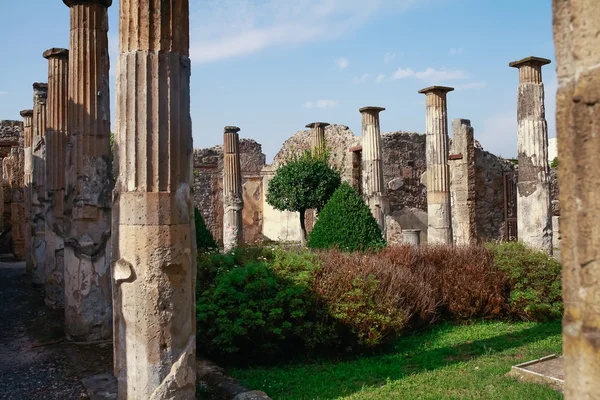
[0,120,23,147]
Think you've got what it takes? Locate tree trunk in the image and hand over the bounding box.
[299,209,307,246]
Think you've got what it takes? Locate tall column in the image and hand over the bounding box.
[306,122,329,154]
[31,82,48,285]
[359,106,387,233]
[553,1,600,398]
[419,86,454,244]
[20,109,33,274]
[113,0,197,398]
[43,48,69,309]
[449,118,477,245]
[510,56,553,253]
[63,0,112,341]
[9,148,25,260]
[223,126,244,252]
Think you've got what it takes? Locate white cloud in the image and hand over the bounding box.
[352,73,370,84]
[449,47,464,56]
[303,101,314,108]
[189,0,419,63]
[375,74,386,84]
[384,52,396,63]
[303,99,338,109]
[392,67,415,79]
[0,91,7,96]
[414,68,469,81]
[455,81,487,90]
[336,57,349,69]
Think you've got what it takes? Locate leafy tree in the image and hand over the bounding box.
[308,182,386,251]
[266,149,341,245]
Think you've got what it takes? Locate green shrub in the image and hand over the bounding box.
[195,208,218,253]
[488,242,562,321]
[308,183,386,251]
[550,157,558,168]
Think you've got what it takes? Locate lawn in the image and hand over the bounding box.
[230,321,563,400]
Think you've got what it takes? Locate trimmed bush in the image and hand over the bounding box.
[308,183,386,251]
[488,242,562,321]
[195,208,218,253]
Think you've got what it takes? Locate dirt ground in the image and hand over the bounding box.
[0,259,112,400]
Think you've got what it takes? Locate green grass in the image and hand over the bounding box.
[230,321,563,400]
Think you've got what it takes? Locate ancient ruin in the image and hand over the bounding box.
[510,56,553,253]
[63,0,112,341]
[20,110,33,271]
[359,107,388,234]
[223,126,244,252]
[43,47,69,309]
[306,122,329,153]
[553,1,600,398]
[113,0,197,397]
[3,148,25,260]
[450,119,477,245]
[419,86,454,244]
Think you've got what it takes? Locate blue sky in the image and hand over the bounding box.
[0,0,555,161]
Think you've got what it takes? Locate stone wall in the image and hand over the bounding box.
[0,120,23,147]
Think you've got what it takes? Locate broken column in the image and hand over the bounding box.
[509,56,553,253]
[31,82,48,285]
[449,118,477,245]
[419,86,454,244]
[63,0,112,341]
[43,47,69,309]
[20,109,33,274]
[113,0,197,397]
[359,106,388,233]
[306,122,329,154]
[553,2,600,398]
[223,126,244,252]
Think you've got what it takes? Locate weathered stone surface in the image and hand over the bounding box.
[0,120,23,147]
[63,0,112,341]
[3,148,25,260]
[510,56,553,253]
[450,119,477,245]
[306,122,330,153]
[113,0,197,397]
[419,86,454,244]
[223,127,244,252]
[553,1,600,398]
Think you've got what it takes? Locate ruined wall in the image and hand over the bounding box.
[0,120,24,147]
[0,121,23,235]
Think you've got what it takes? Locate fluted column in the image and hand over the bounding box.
[113,0,197,397]
[7,148,25,260]
[63,0,112,341]
[31,82,48,285]
[43,48,69,309]
[509,56,553,253]
[359,106,388,234]
[419,86,454,244]
[306,122,329,154]
[223,126,244,252]
[20,109,33,274]
[449,118,477,245]
[553,2,600,398]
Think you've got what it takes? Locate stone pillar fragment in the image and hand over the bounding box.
[359,106,388,233]
[553,1,600,398]
[31,82,48,285]
[510,56,553,253]
[20,109,33,274]
[419,86,454,244]
[113,0,197,397]
[43,48,69,309]
[306,122,329,153]
[63,0,112,341]
[223,126,244,252]
[449,118,477,245]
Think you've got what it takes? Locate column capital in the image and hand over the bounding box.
[359,106,386,114]
[63,0,112,7]
[305,122,330,129]
[418,86,454,95]
[20,110,33,118]
[43,48,69,60]
[509,56,551,69]
[33,82,48,91]
[224,126,241,134]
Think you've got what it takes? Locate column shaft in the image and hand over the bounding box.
[553,1,600,398]
[114,0,197,397]
[306,122,329,153]
[64,1,112,341]
[223,127,243,252]
[20,110,33,274]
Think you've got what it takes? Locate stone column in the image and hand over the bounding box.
[306,122,329,154]
[449,118,477,245]
[359,106,388,233]
[113,0,197,397]
[20,109,33,274]
[31,82,48,285]
[510,56,553,253]
[6,148,25,260]
[553,2,600,398]
[63,0,112,341]
[223,126,244,252]
[419,86,454,244]
[43,48,69,309]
